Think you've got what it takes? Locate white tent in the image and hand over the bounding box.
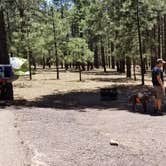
[10,57,29,76]
[10,57,27,69]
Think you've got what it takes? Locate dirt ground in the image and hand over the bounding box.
[13,68,152,100]
[1,68,166,166]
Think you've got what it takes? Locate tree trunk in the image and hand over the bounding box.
[151,56,156,70]
[55,51,59,79]
[87,62,93,71]
[111,56,115,69]
[126,56,131,78]
[65,63,68,70]
[133,59,137,81]
[0,10,13,100]
[150,25,157,65]
[28,51,32,80]
[6,9,12,55]
[116,61,120,72]
[111,42,115,69]
[157,12,161,58]
[0,12,9,64]
[163,15,166,72]
[19,7,26,34]
[43,56,46,69]
[18,4,27,57]
[81,63,86,71]
[108,56,111,68]
[136,0,144,85]
[164,15,166,61]
[27,27,32,80]
[46,57,51,68]
[101,43,106,72]
[52,7,59,80]
[161,16,164,60]
[79,63,82,81]
[119,58,125,73]
[94,44,99,68]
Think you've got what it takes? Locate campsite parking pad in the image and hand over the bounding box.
[2,70,166,165]
[12,106,166,166]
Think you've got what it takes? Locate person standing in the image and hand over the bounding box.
[152,58,165,114]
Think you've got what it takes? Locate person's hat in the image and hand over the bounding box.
[157,58,166,64]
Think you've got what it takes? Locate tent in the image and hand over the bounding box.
[10,57,29,76]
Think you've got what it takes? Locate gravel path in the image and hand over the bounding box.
[0,109,27,166]
[13,107,166,166]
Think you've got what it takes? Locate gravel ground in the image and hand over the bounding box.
[0,110,28,166]
[1,69,166,166]
[11,106,166,166]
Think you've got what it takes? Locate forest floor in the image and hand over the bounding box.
[1,68,166,166]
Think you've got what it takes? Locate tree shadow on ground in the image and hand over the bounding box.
[10,85,166,116]
[13,90,126,110]
[89,77,134,83]
[88,76,152,83]
[83,70,125,76]
[83,70,152,82]
[36,68,67,73]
